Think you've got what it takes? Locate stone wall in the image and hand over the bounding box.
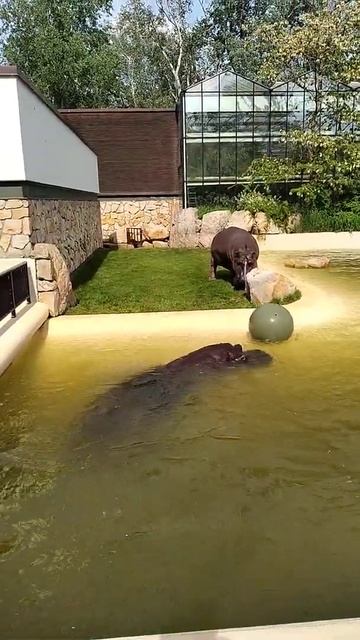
[101,197,181,247]
[0,197,102,315]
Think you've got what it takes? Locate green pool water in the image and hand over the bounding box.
[1,252,360,639]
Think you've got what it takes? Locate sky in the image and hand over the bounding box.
[112,0,204,21]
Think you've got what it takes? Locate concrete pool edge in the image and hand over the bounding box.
[0,302,49,376]
[45,264,346,340]
[105,618,360,640]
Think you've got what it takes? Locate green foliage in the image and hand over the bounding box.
[257,0,360,87]
[300,199,360,232]
[197,198,237,218]
[273,289,302,305]
[237,190,295,231]
[248,131,360,209]
[0,0,120,108]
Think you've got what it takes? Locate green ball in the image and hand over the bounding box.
[249,303,294,343]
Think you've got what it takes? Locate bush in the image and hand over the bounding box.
[237,191,295,231]
[300,204,360,232]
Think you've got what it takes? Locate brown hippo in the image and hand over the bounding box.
[76,344,271,448]
[210,227,259,294]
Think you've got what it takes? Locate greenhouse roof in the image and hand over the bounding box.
[185,70,357,94]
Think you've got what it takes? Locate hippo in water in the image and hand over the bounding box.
[210,227,259,294]
[75,344,272,448]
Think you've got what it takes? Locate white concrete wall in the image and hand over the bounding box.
[0,74,99,193]
[0,77,25,181]
[258,232,360,251]
[17,78,99,193]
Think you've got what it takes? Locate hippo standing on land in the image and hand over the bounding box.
[210,227,259,295]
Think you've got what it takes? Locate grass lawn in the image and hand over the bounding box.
[69,248,254,314]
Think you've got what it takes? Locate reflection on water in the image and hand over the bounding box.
[1,252,360,639]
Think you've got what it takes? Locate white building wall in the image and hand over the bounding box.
[17,78,99,193]
[0,77,26,181]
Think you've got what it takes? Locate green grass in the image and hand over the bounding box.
[69,248,254,314]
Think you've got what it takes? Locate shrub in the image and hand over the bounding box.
[299,198,360,232]
[237,190,295,231]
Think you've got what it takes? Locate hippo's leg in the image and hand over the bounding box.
[209,255,217,280]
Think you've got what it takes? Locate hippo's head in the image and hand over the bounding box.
[232,250,258,291]
[225,344,245,362]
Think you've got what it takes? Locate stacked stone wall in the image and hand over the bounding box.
[0,197,102,315]
[101,197,181,247]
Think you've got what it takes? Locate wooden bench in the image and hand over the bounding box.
[126,227,145,248]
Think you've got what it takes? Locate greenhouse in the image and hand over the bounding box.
[181,71,359,206]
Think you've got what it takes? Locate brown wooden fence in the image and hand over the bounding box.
[60,108,182,198]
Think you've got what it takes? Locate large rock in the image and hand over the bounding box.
[143,222,169,241]
[226,210,254,232]
[252,212,281,235]
[33,243,74,316]
[198,210,230,248]
[169,208,197,248]
[226,210,282,235]
[285,256,330,269]
[153,240,168,248]
[246,268,297,305]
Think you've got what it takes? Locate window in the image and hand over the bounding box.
[187,142,203,182]
[203,142,220,181]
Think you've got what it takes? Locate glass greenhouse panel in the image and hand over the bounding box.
[186,142,203,182]
[186,113,202,135]
[220,141,236,179]
[237,95,254,111]
[220,72,238,93]
[254,95,270,111]
[220,113,236,134]
[202,76,220,92]
[203,142,220,181]
[220,95,237,111]
[237,113,254,134]
[203,113,219,134]
[203,95,220,112]
[185,94,202,112]
[236,141,255,175]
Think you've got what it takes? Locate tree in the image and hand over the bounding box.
[113,0,205,106]
[201,0,325,75]
[0,0,121,108]
[257,1,360,88]
[113,0,169,107]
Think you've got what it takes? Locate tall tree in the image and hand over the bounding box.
[113,0,204,106]
[0,0,121,108]
[201,0,325,74]
[113,0,169,107]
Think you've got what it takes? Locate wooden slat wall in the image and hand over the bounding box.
[60,108,182,197]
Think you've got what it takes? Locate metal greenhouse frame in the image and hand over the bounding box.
[180,71,359,207]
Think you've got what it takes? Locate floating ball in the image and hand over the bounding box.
[249,303,294,343]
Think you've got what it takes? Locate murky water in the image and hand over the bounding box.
[1,252,360,639]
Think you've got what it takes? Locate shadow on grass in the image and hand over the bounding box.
[71,248,112,289]
[215,269,233,284]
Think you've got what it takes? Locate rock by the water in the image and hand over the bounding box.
[246,268,297,305]
[169,208,197,248]
[198,210,230,248]
[249,303,294,342]
[285,256,330,269]
[226,210,254,232]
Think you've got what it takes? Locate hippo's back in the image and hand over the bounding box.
[211,226,259,257]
